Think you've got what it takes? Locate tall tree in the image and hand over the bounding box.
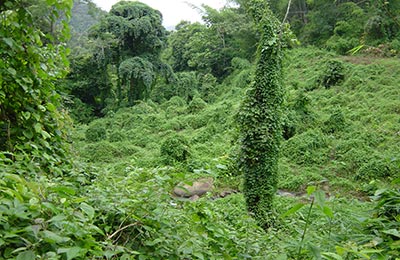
[166,3,258,80]
[93,1,167,106]
[238,0,284,228]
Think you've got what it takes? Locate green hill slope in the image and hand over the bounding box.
[74,47,399,195]
[65,47,400,259]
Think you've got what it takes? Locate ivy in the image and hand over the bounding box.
[0,0,73,175]
[237,0,284,228]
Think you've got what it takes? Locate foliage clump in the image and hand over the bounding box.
[160,134,190,165]
[188,96,207,113]
[318,59,346,88]
[323,108,347,134]
[284,129,328,165]
[0,0,71,172]
[237,0,284,228]
[85,121,107,142]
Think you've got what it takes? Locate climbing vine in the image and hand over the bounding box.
[237,0,284,228]
[0,0,72,174]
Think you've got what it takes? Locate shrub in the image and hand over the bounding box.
[355,158,397,181]
[160,134,190,165]
[323,108,347,134]
[109,130,126,142]
[318,59,345,88]
[188,96,207,113]
[81,141,122,162]
[125,128,153,148]
[85,121,107,142]
[284,129,329,165]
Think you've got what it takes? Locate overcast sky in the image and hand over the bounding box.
[91,0,227,29]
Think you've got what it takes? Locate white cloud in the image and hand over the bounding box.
[91,0,227,29]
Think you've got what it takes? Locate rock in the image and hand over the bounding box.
[173,177,213,198]
[190,195,200,201]
[219,189,237,198]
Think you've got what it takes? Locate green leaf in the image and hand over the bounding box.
[38,105,46,112]
[16,251,35,260]
[22,111,31,120]
[34,123,42,133]
[50,185,76,196]
[314,190,326,207]
[382,229,400,238]
[280,203,305,218]
[42,230,70,243]
[308,244,321,259]
[307,186,316,196]
[3,37,14,48]
[40,63,48,71]
[46,103,56,112]
[322,206,334,219]
[7,67,16,76]
[321,252,343,260]
[80,202,95,220]
[58,247,84,260]
[22,130,33,139]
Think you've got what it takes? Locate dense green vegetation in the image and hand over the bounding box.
[237,0,284,228]
[1,0,399,259]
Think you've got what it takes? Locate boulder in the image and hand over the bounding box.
[173,177,213,198]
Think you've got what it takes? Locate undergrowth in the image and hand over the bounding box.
[3,47,399,258]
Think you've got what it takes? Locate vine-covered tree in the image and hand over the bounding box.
[238,0,284,228]
[0,0,72,173]
[92,1,167,106]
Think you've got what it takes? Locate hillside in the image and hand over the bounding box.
[74,47,400,196]
[64,48,400,258]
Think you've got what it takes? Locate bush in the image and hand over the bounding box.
[323,108,347,134]
[81,141,122,162]
[318,59,345,88]
[355,158,397,181]
[85,120,107,142]
[108,130,126,142]
[188,96,207,113]
[284,129,329,165]
[160,134,190,165]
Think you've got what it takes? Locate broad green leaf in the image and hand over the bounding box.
[38,105,46,112]
[22,130,33,140]
[50,185,76,196]
[275,254,288,260]
[80,202,95,220]
[314,190,326,207]
[22,111,31,120]
[48,214,67,223]
[41,130,51,139]
[7,67,16,76]
[3,38,14,48]
[216,164,227,170]
[322,206,334,218]
[382,229,400,238]
[16,251,35,260]
[46,103,56,112]
[280,203,305,218]
[40,63,48,71]
[34,123,42,133]
[308,244,321,260]
[193,252,205,260]
[58,247,83,260]
[321,252,343,260]
[42,230,70,243]
[307,186,316,196]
